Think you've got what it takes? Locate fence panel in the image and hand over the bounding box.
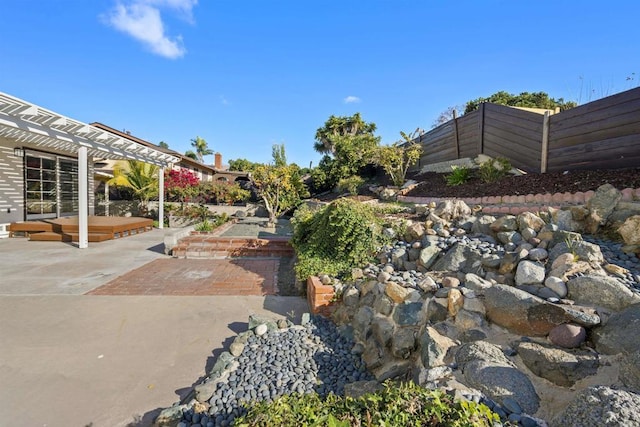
[482,103,544,172]
[547,87,640,171]
[411,121,457,171]
[457,110,480,158]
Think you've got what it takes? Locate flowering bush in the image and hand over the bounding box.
[165,169,200,203]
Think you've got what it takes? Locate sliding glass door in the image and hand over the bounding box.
[25,152,80,220]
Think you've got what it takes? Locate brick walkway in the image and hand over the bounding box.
[86,258,279,296]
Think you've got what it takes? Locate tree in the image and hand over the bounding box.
[272,143,287,167]
[251,145,309,226]
[108,160,159,215]
[164,168,200,203]
[187,136,213,163]
[432,105,463,128]
[464,91,577,114]
[228,158,259,172]
[158,141,169,149]
[314,112,377,155]
[312,113,380,192]
[374,131,423,187]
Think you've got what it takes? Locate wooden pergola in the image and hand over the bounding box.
[0,91,179,248]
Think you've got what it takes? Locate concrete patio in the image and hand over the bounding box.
[0,229,307,426]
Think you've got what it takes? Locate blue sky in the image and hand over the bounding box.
[1,0,638,167]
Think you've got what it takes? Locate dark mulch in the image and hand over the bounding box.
[405,168,640,199]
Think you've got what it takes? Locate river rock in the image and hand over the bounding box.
[545,276,568,298]
[517,341,599,386]
[548,323,586,348]
[567,275,640,311]
[551,385,640,427]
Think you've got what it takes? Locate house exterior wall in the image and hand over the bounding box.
[0,137,25,224]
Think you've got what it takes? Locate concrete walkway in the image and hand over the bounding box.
[0,230,307,426]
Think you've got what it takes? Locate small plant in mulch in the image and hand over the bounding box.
[445,165,472,186]
[235,381,500,427]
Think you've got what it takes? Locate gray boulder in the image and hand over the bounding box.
[371,315,395,348]
[517,341,599,387]
[434,199,471,221]
[517,211,546,232]
[551,385,640,427]
[456,341,540,414]
[515,260,546,286]
[548,323,587,348]
[620,350,640,393]
[567,275,640,311]
[391,327,417,359]
[472,215,497,235]
[484,284,599,336]
[419,326,458,368]
[393,302,425,326]
[592,303,640,354]
[491,215,518,232]
[417,244,441,270]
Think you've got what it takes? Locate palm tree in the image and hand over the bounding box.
[189,136,213,163]
[108,160,159,216]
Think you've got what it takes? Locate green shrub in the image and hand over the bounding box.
[194,218,214,232]
[445,165,471,186]
[478,157,512,183]
[291,199,384,280]
[235,381,500,427]
[337,175,365,195]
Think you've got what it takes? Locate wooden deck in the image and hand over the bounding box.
[8,216,153,242]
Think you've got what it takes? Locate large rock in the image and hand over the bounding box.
[618,215,640,246]
[472,215,497,235]
[404,222,426,242]
[619,350,640,393]
[548,240,604,265]
[433,200,471,221]
[517,211,546,232]
[371,315,395,348]
[517,341,599,387]
[490,215,518,232]
[391,327,417,359]
[550,386,640,427]
[353,306,375,341]
[417,245,441,270]
[484,284,600,336]
[548,323,586,348]
[384,281,411,304]
[393,302,425,326]
[431,243,483,274]
[567,275,640,311]
[419,326,458,368]
[515,260,546,286]
[592,304,640,355]
[585,184,622,234]
[455,341,540,414]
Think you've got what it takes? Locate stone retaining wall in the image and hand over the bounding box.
[399,187,640,215]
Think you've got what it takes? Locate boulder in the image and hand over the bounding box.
[585,184,622,234]
[456,341,540,414]
[433,199,471,221]
[392,302,425,326]
[391,327,417,359]
[517,211,546,232]
[431,243,469,272]
[548,323,586,348]
[384,281,411,304]
[417,245,441,270]
[619,350,640,393]
[342,285,360,307]
[490,215,518,232]
[484,284,600,336]
[447,288,464,317]
[618,215,640,246]
[551,386,640,427]
[419,326,458,368]
[472,215,497,235]
[567,275,640,311]
[545,276,568,298]
[515,260,546,286]
[404,222,426,241]
[592,303,640,354]
[517,341,599,387]
[371,315,395,348]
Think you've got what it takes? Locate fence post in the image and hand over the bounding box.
[540,111,550,173]
[478,103,485,155]
[452,109,460,159]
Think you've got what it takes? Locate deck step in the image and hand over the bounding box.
[8,221,54,235]
[29,231,113,242]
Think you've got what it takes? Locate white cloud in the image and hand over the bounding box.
[344,96,361,104]
[103,0,198,59]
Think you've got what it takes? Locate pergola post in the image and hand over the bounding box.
[158,166,165,229]
[78,146,89,248]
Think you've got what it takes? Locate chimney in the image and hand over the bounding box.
[214,152,222,169]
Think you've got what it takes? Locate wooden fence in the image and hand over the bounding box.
[410,86,640,173]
